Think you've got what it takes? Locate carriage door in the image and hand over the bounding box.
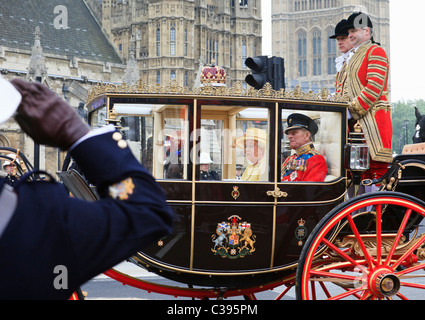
[191,101,278,273]
[273,104,347,268]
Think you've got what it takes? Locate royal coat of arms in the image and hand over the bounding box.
[211,215,256,259]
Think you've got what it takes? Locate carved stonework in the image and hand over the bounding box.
[27,26,47,81]
[87,80,349,104]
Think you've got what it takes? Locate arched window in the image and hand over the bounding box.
[156,71,161,84]
[184,28,188,56]
[312,29,321,76]
[242,40,247,69]
[170,26,176,56]
[156,27,161,57]
[316,0,322,9]
[297,31,307,77]
[327,28,337,75]
[171,70,176,81]
[0,134,10,148]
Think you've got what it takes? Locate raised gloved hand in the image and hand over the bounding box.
[11,79,90,150]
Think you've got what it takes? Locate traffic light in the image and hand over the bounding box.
[245,56,268,90]
[270,56,285,91]
[245,56,285,91]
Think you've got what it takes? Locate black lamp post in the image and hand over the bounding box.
[33,76,42,173]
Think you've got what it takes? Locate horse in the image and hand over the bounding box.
[413,107,425,143]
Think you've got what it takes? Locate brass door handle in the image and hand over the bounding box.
[266,187,288,198]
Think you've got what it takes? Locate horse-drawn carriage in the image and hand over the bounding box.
[4,81,425,300]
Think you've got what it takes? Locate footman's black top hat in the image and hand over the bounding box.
[329,19,349,39]
[344,12,373,30]
[285,113,318,136]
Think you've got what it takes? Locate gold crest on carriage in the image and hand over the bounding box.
[211,215,256,259]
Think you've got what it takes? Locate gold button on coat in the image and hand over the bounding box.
[112,132,123,141]
[118,139,127,149]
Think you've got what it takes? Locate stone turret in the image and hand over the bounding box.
[27,26,47,82]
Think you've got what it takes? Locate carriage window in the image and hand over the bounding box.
[110,103,188,180]
[199,119,223,180]
[199,105,270,181]
[236,108,270,181]
[281,109,342,182]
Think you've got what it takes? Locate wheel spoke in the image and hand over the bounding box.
[360,290,373,300]
[395,292,409,300]
[310,280,317,300]
[315,260,368,273]
[328,285,367,300]
[309,269,358,282]
[384,208,412,266]
[345,287,363,299]
[397,262,425,277]
[347,214,375,269]
[322,238,366,271]
[376,204,382,265]
[400,281,425,290]
[392,236,425,271]
[318,281,332,299]
[274,285,292,300]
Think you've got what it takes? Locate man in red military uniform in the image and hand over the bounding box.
[340,12,392,180]
[281,114,327,182]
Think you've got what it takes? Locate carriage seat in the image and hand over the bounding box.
[402,143,425,154]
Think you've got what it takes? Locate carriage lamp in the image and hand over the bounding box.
[344,121,369,185]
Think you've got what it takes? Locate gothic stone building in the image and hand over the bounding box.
[0,0,124,174]
[98,0,262,88]
[271,0,390,92]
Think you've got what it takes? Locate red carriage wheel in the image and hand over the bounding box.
[296,192,425,300]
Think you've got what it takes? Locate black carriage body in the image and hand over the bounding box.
[86,85,348,287]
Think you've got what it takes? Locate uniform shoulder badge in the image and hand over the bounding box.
[108,178,135,200]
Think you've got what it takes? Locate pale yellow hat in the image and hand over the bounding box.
[236,128,267,149]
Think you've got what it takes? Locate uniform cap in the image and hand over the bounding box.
[199,152,213,164]
[285,113,318,136]
[3,154,17,168]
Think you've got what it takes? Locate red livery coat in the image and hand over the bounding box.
[337,40,392,178]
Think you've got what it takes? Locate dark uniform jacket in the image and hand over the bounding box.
[0,130,173,299]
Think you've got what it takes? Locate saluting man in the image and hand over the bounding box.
[2,154,19,186]
[281,114,327,182]
[0,76,173,299]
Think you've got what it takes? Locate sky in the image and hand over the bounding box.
[261,1,425,102]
